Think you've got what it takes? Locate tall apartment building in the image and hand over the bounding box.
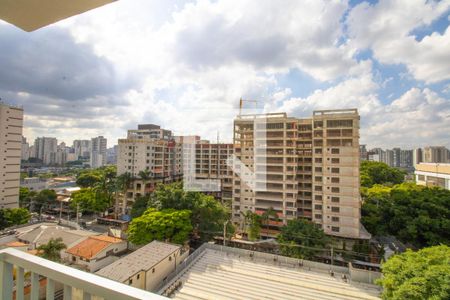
[423,146,449,163]
[368,148,385,163]
[399,149,413,169]
[232,109,366,239]
[0,103,23,209]
[21,136,29,161]
[73,140,91,159]
[359,144,368,161]
[117,125,183,214]
[413,148,423,168]
[90,136,107,168]
[194,142,234,203]
[34,137,57,165]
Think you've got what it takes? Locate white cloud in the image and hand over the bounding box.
[347,0,450,83]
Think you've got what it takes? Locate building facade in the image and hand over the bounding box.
[34,137,57,165]
[415,163,450,190]
[90,136,107,168]
[0,103,23,208]
[231,109,365,239]
[73,139,91,159]
[423,146,449,163]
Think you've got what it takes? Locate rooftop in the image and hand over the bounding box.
[96,241,181,282]
[18,224,96,248]
[66,235,124,259]
[160,244,380,300]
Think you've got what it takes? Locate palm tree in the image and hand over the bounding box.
[240,210,253,239]
[261,207,279,238]
[37,238,66,262]
[114,172,133,218]
[138,169,151,196]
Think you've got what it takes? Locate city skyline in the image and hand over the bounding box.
[0,0,448,148]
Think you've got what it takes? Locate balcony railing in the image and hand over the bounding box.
[0,248,166,300]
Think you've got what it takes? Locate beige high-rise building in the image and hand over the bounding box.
[0,103,23,209]
[232,109,366,239]
[423,146,449,163]
[117,125,183,214]
[194,142,234,203]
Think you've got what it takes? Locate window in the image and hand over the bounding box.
[315,148,322,154]
[331,207,340,213]
[315,195,322,201]
[331,177,340,183]
[331,168,339,174]
[169,256,172,261]
[152,268,155,273]
[315,176,322,182]
[326,119,353,128]
[331,158,339,163]
[331,197,340,203]
[331,187,340,193]
[331,148,340,154]
[332,216,339,222]
[129,279,133,285]
[331,226,340,232]
[315,214,322,219]
[418,175,425,181]
[137,274,140,279]
[315,167,322,172]
[314,204,322,210]
[315,186,322,192]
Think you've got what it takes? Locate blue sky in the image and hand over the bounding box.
[0,0,449,148]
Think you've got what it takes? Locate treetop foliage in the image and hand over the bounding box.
[362,183,450,248]
[378,245,450,300]
[127,208,192,245]
[360,161,405,188]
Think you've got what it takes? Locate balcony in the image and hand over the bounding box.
[0,248,164,300]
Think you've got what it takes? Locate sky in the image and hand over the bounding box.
[0,0,449,149]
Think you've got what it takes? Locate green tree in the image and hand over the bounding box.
[33,189,57,215]
[130,194,150,219]
[360,161,405,188]
[127,208,192,245]
[115,172,133,216]
[378,245,450,300]
[138,170,151,195]
[5,208,31,226]
[70,188,110,213]
[37,238,67,262]
[76,173,102,188]
[261,207,279,237]
[149,182,232,242]
[362,183,450,248]
[0,209,10,229]
[278,219,330,259]
[19,187,30,206]
[248,212,261,241]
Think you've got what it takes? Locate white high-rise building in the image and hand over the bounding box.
[73,140,91,159]
[21,136,29,161]
[34,137,57,165]
[90,136,107,168]
[0,103,23,209]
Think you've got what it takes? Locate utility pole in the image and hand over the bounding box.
[76,203,80,225]
[59,200,63,222]
[223,220,230,246]
[331,247,334,271]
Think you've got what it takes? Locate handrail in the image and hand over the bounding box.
[0,248,166,300]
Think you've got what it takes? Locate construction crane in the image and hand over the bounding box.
[239,98,258,115]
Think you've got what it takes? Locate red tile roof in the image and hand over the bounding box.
[66,236,124,259]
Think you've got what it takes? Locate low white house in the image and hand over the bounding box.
[96,241,189,291]
[65,235,127,272]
